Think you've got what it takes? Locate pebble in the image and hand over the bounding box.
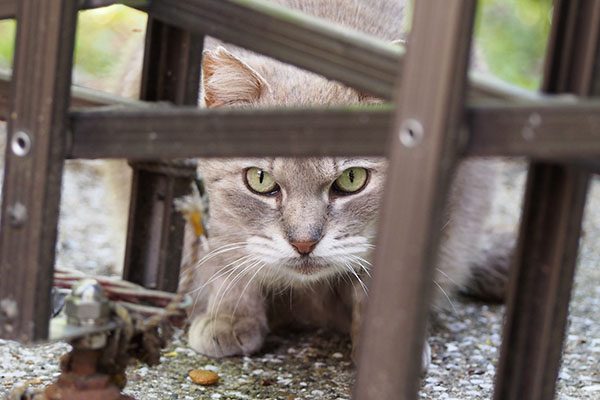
[189,369,219,386]
[582,385,600,392]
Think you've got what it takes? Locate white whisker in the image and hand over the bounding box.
[187,254,255,295]
[433,280,460,318]
[344,262,368,295]
[435,267,461,287]
[232,262,267,317]
[347,255,372,277]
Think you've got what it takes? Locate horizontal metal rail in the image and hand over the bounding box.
[0,0,147,19]
[467,101,600,158]
[68,106,393,158]
[147,0,402,99]
[65,99,600,159]
[0,68,148,118]
[0,0,15,19]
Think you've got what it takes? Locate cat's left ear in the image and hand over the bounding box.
[201,46,270,108]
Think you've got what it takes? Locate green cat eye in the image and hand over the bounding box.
[245,167,279,194]
[333,167,368,193]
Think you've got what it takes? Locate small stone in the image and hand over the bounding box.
[260,378,276,386]
[189,369,219,386]
[582,384,600,392]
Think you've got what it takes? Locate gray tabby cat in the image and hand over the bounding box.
[185,0,510,360]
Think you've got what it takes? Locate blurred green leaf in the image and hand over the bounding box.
[475,0,552,89]
[0,19,16,68]
[73,5,146,77]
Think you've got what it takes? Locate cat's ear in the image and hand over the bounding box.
[201,47,270,108]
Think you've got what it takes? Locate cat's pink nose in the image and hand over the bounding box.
[290,240,318,255]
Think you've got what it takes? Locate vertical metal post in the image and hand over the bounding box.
[122,18,203,292]
[0,0,78,341]
[493,1,600,399]
[353,1,477,399]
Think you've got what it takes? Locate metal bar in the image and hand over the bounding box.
[0,68,9,116]
[80,0,149,10]
[0,0,15,19]
[0,68,151,117]
[0,0,149,18]
[0,0,78,342]
[493,0,600,399]
[122,18,203,292]
[68,85,151,108]
[0,59,554,125]
[149,0,402,100]
[68,106,392,158]
[67,100,600,159]
[466,101,600,158]
[353,1,477,399]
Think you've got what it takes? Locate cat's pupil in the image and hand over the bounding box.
[259,170,264,184]
[349,169,355,183]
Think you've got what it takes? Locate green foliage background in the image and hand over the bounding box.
[0,0,552,91]
[475,0,552,89]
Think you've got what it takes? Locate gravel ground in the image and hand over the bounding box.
[0,121,599,398]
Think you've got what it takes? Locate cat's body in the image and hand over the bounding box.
[185,0,510,359]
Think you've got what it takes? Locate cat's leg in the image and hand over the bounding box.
[437,159,513,304]
[461,231,514,303]
[188,275,268,357]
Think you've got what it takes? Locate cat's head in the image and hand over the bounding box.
[198,47,385,286]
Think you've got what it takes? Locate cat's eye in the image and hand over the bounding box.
[245,167,279,195]
[333,167,368,194]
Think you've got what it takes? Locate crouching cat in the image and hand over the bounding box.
[185,0,511,362]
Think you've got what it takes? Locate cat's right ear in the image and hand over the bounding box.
[201,47,270,108]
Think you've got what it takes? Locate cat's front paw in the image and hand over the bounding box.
[188,314,267,358]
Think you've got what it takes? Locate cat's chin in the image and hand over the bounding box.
[292,262,322,275]
[281,258,339,283]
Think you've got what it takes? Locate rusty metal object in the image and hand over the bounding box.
[40,349,132,400]
[10,277,185,399]
[53,268,191,326]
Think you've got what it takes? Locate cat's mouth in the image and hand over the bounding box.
[287,257,328,275]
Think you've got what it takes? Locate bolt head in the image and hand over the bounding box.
[65,279,110,326]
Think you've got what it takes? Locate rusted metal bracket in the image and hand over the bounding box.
[9,277,189,399]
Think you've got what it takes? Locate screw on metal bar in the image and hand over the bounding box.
[399,119,424,148]
[65,279,110,327]
[11,131,32,157]
[7,202,27,227]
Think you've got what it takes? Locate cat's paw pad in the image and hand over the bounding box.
[188,314,266,358]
